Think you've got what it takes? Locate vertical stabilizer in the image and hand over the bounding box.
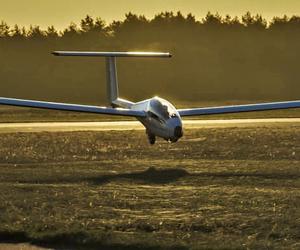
[52,51,171,108]
[106,57,119,107]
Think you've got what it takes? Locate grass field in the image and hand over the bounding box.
[0,124,299,249]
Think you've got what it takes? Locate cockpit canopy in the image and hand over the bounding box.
[148,97,178,120]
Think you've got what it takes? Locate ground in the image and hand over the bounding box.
[0,124,299,249]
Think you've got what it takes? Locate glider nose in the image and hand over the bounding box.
[174,126,183,138]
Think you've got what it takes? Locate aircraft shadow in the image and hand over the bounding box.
[87,167,190,185]
[87,167,300,186]
[15,167,299,186]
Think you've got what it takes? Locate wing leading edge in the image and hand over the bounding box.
[178,100,300,116]
[52,51,172,58]
[0,97,146,117]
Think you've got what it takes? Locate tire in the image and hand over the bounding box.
[146,130,156,145]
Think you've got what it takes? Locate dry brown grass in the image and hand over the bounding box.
[0,125,299,249]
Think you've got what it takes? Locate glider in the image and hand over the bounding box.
[1,51,299,144]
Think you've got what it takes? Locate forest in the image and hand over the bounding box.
[0,12,299,104]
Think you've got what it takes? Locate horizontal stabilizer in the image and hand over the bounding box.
[52,51,172,58]
[178,100,300,116]
[0,97,146,117]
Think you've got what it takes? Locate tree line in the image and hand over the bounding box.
[0,12,299,104]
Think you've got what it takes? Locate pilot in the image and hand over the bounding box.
[162,105,169,118]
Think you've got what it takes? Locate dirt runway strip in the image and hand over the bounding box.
[0,118,299,133]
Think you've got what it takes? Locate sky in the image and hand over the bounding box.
[0,0,299,31]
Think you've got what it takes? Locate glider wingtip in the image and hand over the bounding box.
[52,51,60,56]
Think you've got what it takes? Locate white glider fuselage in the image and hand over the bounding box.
[129,97,183,143]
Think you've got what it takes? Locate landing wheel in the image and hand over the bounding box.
[146,131,156,145]
[170,138,178,143]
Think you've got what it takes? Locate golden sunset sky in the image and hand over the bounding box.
[0,0,299,30]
